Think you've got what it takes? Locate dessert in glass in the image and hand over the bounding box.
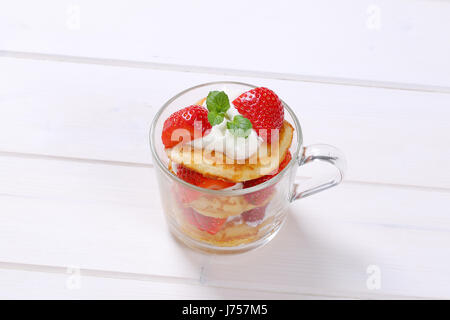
[150,82,346,253]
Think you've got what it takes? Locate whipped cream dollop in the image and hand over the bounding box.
[188,89,263,160]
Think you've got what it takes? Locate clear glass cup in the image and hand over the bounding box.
[150,81,346,253]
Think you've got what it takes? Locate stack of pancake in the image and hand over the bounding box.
[164,96,294,247]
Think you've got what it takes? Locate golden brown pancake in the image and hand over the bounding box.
[188,192,274,218]
[174,206,275,247]
[169,159,275,218]
[166,120,294,183]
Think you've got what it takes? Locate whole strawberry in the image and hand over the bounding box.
[232,87,284,142]
[161,105,211,148]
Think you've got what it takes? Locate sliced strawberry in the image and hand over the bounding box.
[176,165,235,203]
[176,165,205,203]
[183,207,226,235]
[279,150,293,168]
[242,184,273,206]
[193,211,227,234]
[243,151,292,205]
[232,87,284,142]
[198,178,235,190]
[177,165,235,189]
[162,105,211,148]
[245,151,292,187]
[182,207,200,227]
[176,165,208,187]
[242,206,267,223]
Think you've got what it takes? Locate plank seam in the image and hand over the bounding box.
[1,150,449,193]
[0,261,422,300]
[1,50,449,94]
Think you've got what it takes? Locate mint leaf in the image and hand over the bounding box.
[208,111,225,126]
[226,115,252,138]
[206,91,230,114]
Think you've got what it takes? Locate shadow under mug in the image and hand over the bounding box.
[150,81,346,254]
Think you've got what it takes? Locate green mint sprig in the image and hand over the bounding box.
[206,91,253,138]
[206,91,230,126]
[226,115,252,138]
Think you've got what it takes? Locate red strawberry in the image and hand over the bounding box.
[194,211,227,234]
[177,165,235,189]
[232,87,284,142]
[176,165,205,203]
[176,165,235,203]
[243,151,292,205]
[176,165,207,187]
[161,105,211,148]
[242,206,267,223]
[242,182,273,206]
[183,207,226,235]
[182,207,200,226]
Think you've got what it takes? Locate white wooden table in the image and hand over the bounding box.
[1,0,450,299]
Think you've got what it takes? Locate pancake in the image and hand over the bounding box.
[166,120,294,183]
[174,206,275,247]
[188,191,274,218]
[170,159,276,218]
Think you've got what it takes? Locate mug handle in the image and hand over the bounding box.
[290,144,347,201]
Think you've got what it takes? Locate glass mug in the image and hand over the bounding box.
[150,81,346,253]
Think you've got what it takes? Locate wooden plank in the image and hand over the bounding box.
[1,57,450,188]
[0,157,206,280]
[0,267,330,299]
[1,0,449,88]
[205,208,450,299]
[0,154,449,298]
